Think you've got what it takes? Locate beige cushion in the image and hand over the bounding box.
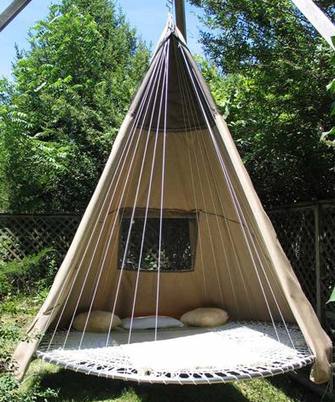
[180,307,229,327]
[73,311,121,332]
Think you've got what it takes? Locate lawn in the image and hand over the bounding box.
[0,294,334,402]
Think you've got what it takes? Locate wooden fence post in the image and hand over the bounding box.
[314,203,322,320]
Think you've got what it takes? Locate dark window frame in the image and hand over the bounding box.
[118,208,197,273]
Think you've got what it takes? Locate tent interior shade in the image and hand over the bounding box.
[133,34,214,131]
[13,17,332,385]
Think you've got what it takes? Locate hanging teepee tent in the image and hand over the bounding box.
[13,17,332,385]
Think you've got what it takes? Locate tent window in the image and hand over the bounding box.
[119,210,197,272]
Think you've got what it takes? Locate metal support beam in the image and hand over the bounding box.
[291,0,335,49]
[175,0,187,42]
[0,0,32,32]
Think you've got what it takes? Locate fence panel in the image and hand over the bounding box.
[269,206,317,310]
[0,214,80,260]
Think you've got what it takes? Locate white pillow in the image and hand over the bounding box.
[180,307,229,327]
[121,315,184,330]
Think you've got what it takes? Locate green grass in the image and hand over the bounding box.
[1,293,334,402]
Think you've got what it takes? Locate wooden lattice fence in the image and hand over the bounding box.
[269,201,335,337]
[0,201,334,335]
[0,214,80,261]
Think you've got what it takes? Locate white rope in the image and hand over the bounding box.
[180,51,256,318]
[175,50,245,316]
[155,37,170,341]
[70,47,168,350]
[45,44,167,351]
[174,40,208,300]
[105,41,170,348]
[179,46,296,348]
[179,44,282,342]
[175,46,226,307]
[128,40,171,344]
[83,51,169,349]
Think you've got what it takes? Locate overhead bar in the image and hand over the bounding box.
[0,0,32,32]
[291,0,335,49]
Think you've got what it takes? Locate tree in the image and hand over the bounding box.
[0,0,149,213]
[321,37,335,148]
[192,0,335,206]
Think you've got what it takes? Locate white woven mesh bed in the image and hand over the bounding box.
[36,322,314,384]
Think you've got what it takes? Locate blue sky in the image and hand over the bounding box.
[0,0,204,79]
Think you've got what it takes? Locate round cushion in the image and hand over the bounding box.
[73,311,121,332]
[180,307,229,327]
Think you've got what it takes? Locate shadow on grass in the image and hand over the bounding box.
[269,374,335,402]
[40,369,251,402]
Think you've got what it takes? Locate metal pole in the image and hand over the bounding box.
[175,0,187,42]
[0,0,32,32]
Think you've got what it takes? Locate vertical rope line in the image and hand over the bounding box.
[202,138,251,317]
[178,79,241,316]
[179,46,281,341]
[165,45,206,377]
[45,45,166,351]
[176,46,225,307]
[105,41,169,348]
[155,39,170,341]
[180,47,296,347]
[85,53,167,347]
[174,41,207,300]
[45,73,155,350]
[67,47,168,350]
[176,48,246,317]
[128,40,170,344]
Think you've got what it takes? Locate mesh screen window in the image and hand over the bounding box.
[119,211,197,272]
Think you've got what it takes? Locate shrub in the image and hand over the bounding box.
[0,248,59,300]
[0,374,58,402]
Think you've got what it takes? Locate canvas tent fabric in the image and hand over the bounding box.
[13,20,332,384]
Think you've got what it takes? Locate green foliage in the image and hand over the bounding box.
[0,322,20,373]
[322,36,335,148]
[0,0,149,213]
[192,0,335,206]
[0,248,59,300]
[0,374,58,402]
[328,287,335,303]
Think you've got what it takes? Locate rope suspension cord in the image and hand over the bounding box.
[179,44,296,347]
[176,44,259,319]
[174,46,208,300]
[155,33,170,341]
[177,47,298,348]
[81,43,169,350]
[127,39,170,344]
[45,52,165,351]
[177,46,238,376]
[105,44,170,348]
[174,46,227,308]
[46,42,168,351]
[175,50,245,317]
[77,46,169,349]
[179,44,282,342]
